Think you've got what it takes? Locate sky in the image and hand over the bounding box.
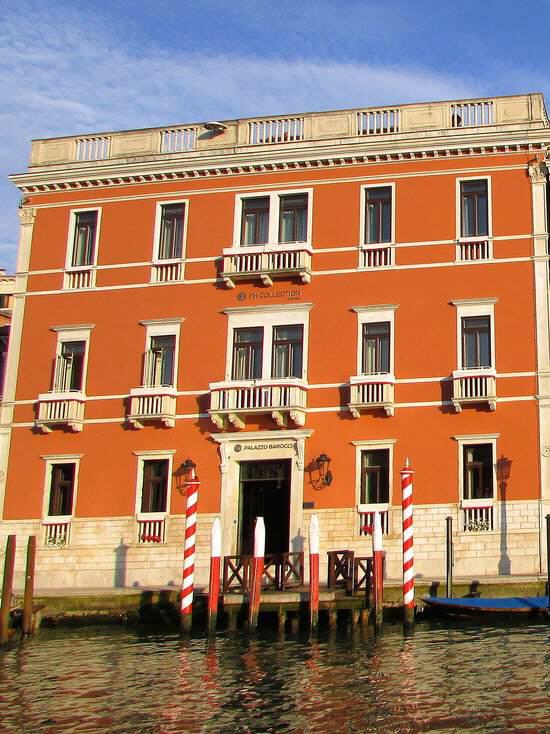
[0,0,549,272]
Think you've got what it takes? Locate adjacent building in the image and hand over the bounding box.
[2,93,550,588]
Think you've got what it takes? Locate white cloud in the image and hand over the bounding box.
[0,2,496,271]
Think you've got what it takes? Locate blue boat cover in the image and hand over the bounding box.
[423,595,549,612]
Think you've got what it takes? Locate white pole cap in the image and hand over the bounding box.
[211,517,222,558]
[254,516,266,558]
[373,511,383,552]
[309,514,320,555]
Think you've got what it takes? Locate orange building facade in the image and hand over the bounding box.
[2,94,550,588]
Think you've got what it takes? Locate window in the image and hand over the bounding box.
[463,444,493,500]
[232,328,263,380]
[48,463,76,516]
[140,459,169,513]
[365,187,392,244]
[71,211,97,267]
[145,335,175,387]
[158,204,185,260]
[234,190,312,248]
[272,325,303,378]
[460,180,488,238]
[462,316,491,369]
[362,322,390,374]
[54,341,85,392]
[41,455,81,547]
[360,449,390,504]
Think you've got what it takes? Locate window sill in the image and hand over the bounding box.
[136,512,167,522]
[350,373,395,385]
[357,503,389,513]
[38,391,86,401]
[43,515,72,525]
[461,498,494,509]
[130,385,176,396]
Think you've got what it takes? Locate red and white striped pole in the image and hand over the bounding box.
[309,514,320,631]
[248,517,265,631]
[372,511,384,629]
[180,470,200,632]
[207,517,221,635]
[401,458,415,628]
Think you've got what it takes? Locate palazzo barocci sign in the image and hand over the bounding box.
[234,443,294,452]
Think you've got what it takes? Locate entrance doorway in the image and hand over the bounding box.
[238,459,291,555]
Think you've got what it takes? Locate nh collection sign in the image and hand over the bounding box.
[237,289,301,302]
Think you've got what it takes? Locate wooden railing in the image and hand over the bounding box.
[327,550,373,596]
[223,552,304,593]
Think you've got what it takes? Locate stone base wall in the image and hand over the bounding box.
[0,501,546,590]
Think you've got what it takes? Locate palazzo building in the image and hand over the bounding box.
[2,93,550,588]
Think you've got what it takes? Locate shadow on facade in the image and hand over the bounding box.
[497,455,513,576]
[114,538,129,588]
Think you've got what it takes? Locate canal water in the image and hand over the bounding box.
[1,621,550,733]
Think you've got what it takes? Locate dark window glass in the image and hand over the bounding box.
[362,322,390,374]
[232,328,263,380]
[279,194,307,243]
[72,211,97,267]
[148,335,176,387]
[272,325,303,378]
[141,460,168,513]
[158,204,185,259]
[463,444,493,499]
[366,187,392,244]
[360,449,390,504]
[241,198,269,246]
[56,341,85,392]
[0,326,9,397]
[461,180,488,237]
[462,316,491,369]
[48,463,75,516]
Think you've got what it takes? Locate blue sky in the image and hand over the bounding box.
[0,0,548,271]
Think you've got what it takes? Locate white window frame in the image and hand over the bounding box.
[455,176,493,259]
[352,305,397,378]
[137,318,183,392]
[50,325,94,396]
[359,183,396,266]
[454,433,499,508]
[133,449,176,521]
[41,454,82,525]
[64,207,101,287]
[452,298,497,374]
[353,439,396,533]
[151,199,189,264]
[231,188,313,249]
[223,304,312,382]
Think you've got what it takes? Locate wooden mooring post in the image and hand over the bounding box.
[248,517,265,631]
[309,514,320,632]
[372,512,384,630]
[0,535,16,644]
[22,536,36,635]
[446,516,453,598]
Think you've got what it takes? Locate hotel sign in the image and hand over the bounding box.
[237,289,301,302]
[234,442,294,452]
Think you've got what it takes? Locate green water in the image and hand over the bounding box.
[1,621,549,733]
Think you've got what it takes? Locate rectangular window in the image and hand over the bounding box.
[362,322,390,374]
[158,204,185,260]
[360,449,390,504]
[462,316,491,369]
[146,335,176,387]
[48,463,75,516]
[279,194,308,243]
[141,459,169,513]
[71,211,97,267]
[55,341,85,392]
[232,327,264,380]
[366,187,392,244]
[241,197,269,246]
[463,444,493,500]
[461,180,488,238]
[272,325,303,378]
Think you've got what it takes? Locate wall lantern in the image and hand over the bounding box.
[315,453,333,487]
[175,458,197,494]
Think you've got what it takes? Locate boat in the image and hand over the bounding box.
[421,594,549,617]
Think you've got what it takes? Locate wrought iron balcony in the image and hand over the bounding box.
[452,368,496,412]
[209,379,307,430]
[348,375,395,417]
[221,243,312,288]
[35,392,85,433]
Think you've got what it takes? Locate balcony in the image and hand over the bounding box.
[456,239,492,262]
[462,501,495,532]
[35,392,85,433]
[209,379,307,430]
[64,267,95,289]
[137,515,166,543]
[151,260,183,283]
[127,388,176,429]
[348,375,395,417]
[359,245,393,269]
[452,368,496,412]
[43,517,71,547]
[221,243,312,288]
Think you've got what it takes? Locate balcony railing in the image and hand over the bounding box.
[349,376,395,417]
[462,504,494,532]
[160,127,197,153]
[36,393,85,433]
[64,268,94,289]
[457,240,491,262]
[151,261,183,283]
[127,389,176,429]
[76,136,110,161]
[357,108,400,135]
[360,245,393,268]
[452,369,497,412]
[137,517,166,543]
[221,243,312,288]
[249,117,305,145]
[209,379,307,430]
[358,508,390,536]
[43,518,71,547]
[451,101,494,128]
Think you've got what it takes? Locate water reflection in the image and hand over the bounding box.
[1,623,550,733]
